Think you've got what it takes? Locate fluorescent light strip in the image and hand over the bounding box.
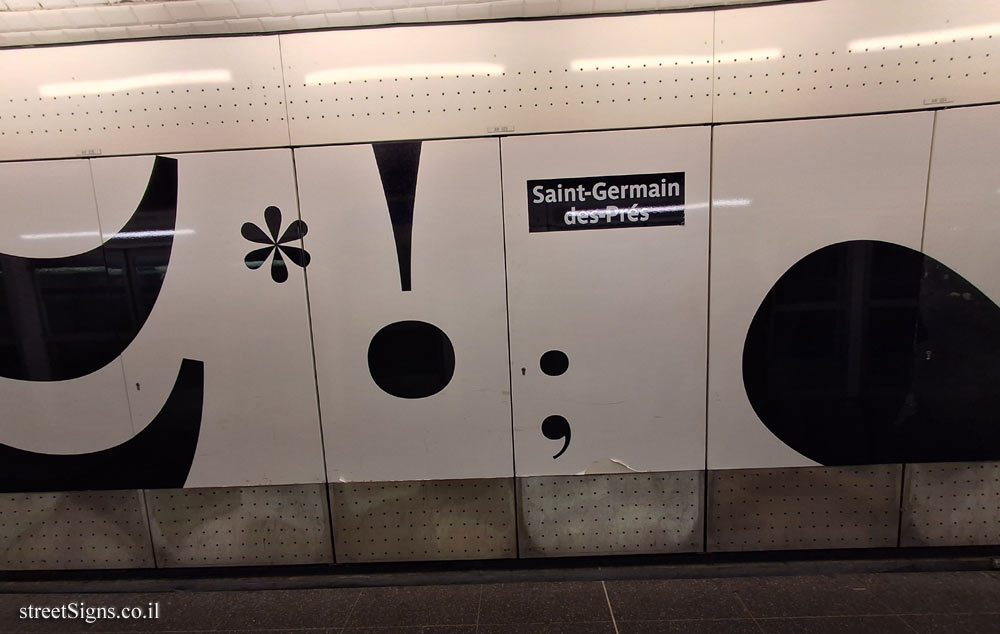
[39,70,233,98]
[21,229,195,240]
[305,63,505,84]
[848,22,1000,51]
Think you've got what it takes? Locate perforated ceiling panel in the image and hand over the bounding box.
[901,462,1000,547]
[0,35,288,161]
[280,11,713,146]
[145,485,333,567]
[707,465,903,552]
[0,490,154,570]
[517,472,704,558]
[714,0,1000,122]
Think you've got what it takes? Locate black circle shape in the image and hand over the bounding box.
[541,414,571,459]
[368,321,455,399]
[539,350,569,376]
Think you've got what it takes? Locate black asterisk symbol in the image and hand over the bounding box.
[241,206,311,283]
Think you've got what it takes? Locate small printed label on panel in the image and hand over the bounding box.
[526,172,684,232]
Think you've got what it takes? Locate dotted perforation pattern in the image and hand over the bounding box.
[901,461,1000,547]
[145,484,333,568]
[517,472,704,558]
[1,84,286,139]
[0,36,290,160]
[285,62,713,144]
[329,478,516,563]
[714,32,1000,120]
[0,490,154,570]
[707,465,903,552]
[288,62,712,119]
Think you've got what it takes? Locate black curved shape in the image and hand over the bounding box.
[0,358,203,492]
[743,240,1000,465]
[373,141,421,292]
[0,156,178,381]
[541,414,571,459]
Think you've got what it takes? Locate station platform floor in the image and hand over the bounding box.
[2,562,999,633]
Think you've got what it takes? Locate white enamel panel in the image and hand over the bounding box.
[924,104,1000,305]
[714,0,1000,122]
[281,11,713,146]
[91,150,325,488]
[0,36,288,161]
[295,138,512,482]
[0,158,133,454]
[708,112,934,470]
[0,160,102,257]
[502,127,710,477]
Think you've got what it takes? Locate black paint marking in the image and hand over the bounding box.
[0,156,178,382]
[368,320,454,399]
[373,142,421,292]
[241,205,311,284]
[541,415,571,459]
[540,350,569,376]
[0,358,204,492]
[744,239,1000,465]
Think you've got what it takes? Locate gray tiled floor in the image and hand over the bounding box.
[1,571,999,633]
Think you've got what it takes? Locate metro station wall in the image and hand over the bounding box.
[4,105,1000,491]
[1,0,1000,566]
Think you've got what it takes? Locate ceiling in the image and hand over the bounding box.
[0,0,791,47]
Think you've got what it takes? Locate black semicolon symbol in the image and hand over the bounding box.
[539,350,571,458]
[0,156,178,382]
[367,141,456,399]
[542,414,571,459]
[0,358,204,492]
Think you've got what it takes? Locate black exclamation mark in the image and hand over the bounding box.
[373,141,422,292]
[367,140,456,400]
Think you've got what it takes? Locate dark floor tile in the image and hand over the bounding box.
[756,615,913,633]
[605,579,751,621]
[342,625,476,634]
[617,619,761,634]
[863,572,1000,614]
[477,624,616,634]
[478,582,611,625]
[345,585,480,628]
[725,575,890,618]
[902,613,1000,634]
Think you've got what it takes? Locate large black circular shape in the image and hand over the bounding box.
[539,350,569,376]
[368,320,455,399]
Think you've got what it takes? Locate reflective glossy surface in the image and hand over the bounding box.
[0,156,177,382]
[744,240,1000,465]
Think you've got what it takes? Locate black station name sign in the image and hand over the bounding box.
[527,172,685,232]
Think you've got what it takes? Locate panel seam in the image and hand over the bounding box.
[497,137,520,556]
[288,148,336,562]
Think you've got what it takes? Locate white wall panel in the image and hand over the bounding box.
[714,0,1000,122]
[91,149,325,488]
[295,138,512,482]
[503,127,710,476]
[924,104,1000,306]
[281,12,713,146]
[0,35,288,161]
[707,112,933,470]
[0,158,134,455]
